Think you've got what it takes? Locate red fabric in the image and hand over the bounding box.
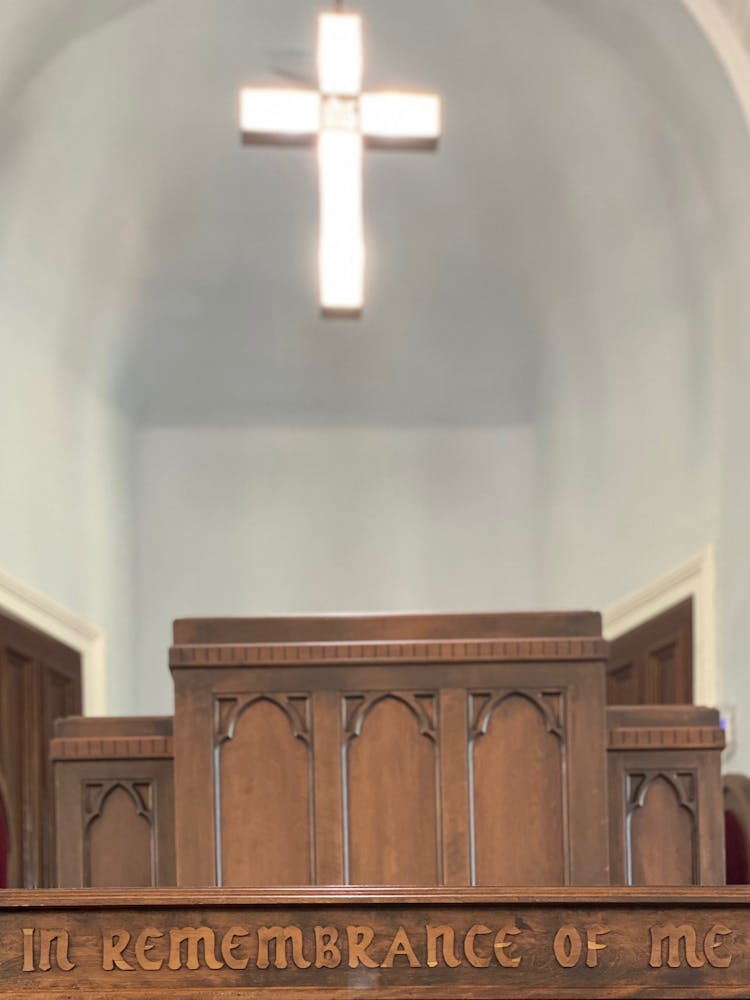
[0,795,7,888]
[725,809,749,884]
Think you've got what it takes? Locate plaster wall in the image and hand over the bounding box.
[134,425,538,711]
[0,345,136,713]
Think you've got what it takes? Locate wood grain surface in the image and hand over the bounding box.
[0,886,748,998]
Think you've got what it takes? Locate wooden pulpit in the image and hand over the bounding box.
[50,610,725,891]
[170,612,609,888]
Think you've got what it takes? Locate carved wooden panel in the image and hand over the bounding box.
[608,661,638,705]
[627,770,697,885]
[171,612,610,888]
[607,598,692,705]
[84,781,154,888]
[53,718,176,888]
[607,706,725,886]
[215,694,313,887]
[343,692,439,885]
[0,615,81,888]
[469,690,566,885]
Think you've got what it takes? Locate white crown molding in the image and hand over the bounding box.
[602,547,718,707]
[0,567,106,715]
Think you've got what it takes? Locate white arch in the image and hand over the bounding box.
[684,0,750,134]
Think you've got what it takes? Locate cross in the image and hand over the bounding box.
[240,8,441,316]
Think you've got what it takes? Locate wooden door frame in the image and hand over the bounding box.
[602,547,718,708]
[0,567,106,714]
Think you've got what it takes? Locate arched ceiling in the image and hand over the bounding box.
[1,0,748,426]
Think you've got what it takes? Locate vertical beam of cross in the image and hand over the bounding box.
[240,9,441,316]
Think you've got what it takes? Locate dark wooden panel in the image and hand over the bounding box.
[52,718,175,888]
[471,692,564,885]
[217,696,312,887]
[171,613,610,888]
[607,599,692,705]
[0,648,26,888]
[607,705,725,886]
[55,717,173,738]
[0,785,7,889]
[311,691,344,885]
[608,704,719,728]
[2,886,750,998]
[86,783,154,887]
[175,610,602,645]
[439,688,471,885]
[344,693,439,885]
[629,772,696,885]
[607,660,638,705]
[0,614,81,888]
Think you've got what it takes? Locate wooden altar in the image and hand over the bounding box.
[50,611,726,891]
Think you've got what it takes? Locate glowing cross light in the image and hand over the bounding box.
[240,10,442,316]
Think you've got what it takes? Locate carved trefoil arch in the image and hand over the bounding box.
[212,692,314,887]
[341,691,441,885]
[82,779,156,887]
[467,689,569,885]
[625,769,699,885]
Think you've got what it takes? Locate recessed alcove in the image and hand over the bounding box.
[0,1,749,770]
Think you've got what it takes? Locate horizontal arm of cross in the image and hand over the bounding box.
[240,87,441,150]
[360,91,441,149]
[239,88,319,144]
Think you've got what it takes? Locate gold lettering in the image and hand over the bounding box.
[314,926,342,969]
[649,924,704,969]
[553,925,582,968]
[39,929,75,972]
[426,925,461,968]
[381,926,421,968]
[494,925,522,968]
[586,925,609,969]
[464,924,493,968]
[134,928,164,972]
[257,926,311,970]
[704,924,733,969]
[22,928,34,973]
[346,926,379,969]
[221,926,250,971]
[103,930,134,972]
[168,927,223,971]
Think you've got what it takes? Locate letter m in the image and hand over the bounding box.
[649,924,705,969]
[168,927,223,970]
[257,926,311,969]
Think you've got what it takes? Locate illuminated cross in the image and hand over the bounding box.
[240,8,441,316]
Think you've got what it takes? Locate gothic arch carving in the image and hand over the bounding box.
[343,691,437,743]
[83,780,154,830]
[625,769,698,884]
[341,691,441,884]
[627,770,697,815]
[215,693,311,747]
[212,692,314,886]
[469,689,564,742]
[82,779,156,887]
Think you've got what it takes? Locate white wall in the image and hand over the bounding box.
[0,344,136,714]
[715,188,750,772]
[4,0,750,773]
[135,426,538,711]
